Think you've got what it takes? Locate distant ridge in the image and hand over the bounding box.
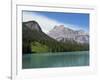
[48,25,89,44]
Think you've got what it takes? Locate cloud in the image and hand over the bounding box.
[22,11,86,33]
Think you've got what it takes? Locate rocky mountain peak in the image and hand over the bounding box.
[48,25,89,44]
[55,25,68,29]
[76,30,88,35]
[23,21,42,32]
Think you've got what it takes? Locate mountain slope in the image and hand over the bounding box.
[48,25,89,44]
[22,21,65,53]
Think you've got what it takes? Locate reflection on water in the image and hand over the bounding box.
[22,51,89,69]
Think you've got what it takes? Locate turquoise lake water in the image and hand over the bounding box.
[22,51,89,69]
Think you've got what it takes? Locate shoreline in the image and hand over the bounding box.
[23,51,89,56]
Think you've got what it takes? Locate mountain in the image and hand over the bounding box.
[48,25,89,44]
[22,21,65,53]
[23,21,42,32]
[22,21,89,54]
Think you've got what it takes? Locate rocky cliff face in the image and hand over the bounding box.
[48,25,89,44]
[23,21,42,32]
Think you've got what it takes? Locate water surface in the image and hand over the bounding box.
[22,51,89,69]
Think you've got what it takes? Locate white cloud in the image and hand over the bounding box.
[23,11,86,33]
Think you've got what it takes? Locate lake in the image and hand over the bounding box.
[22,51,89,69]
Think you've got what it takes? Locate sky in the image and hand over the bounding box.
[22,11,89,33]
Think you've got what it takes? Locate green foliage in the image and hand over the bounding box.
[31,42,49,53]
